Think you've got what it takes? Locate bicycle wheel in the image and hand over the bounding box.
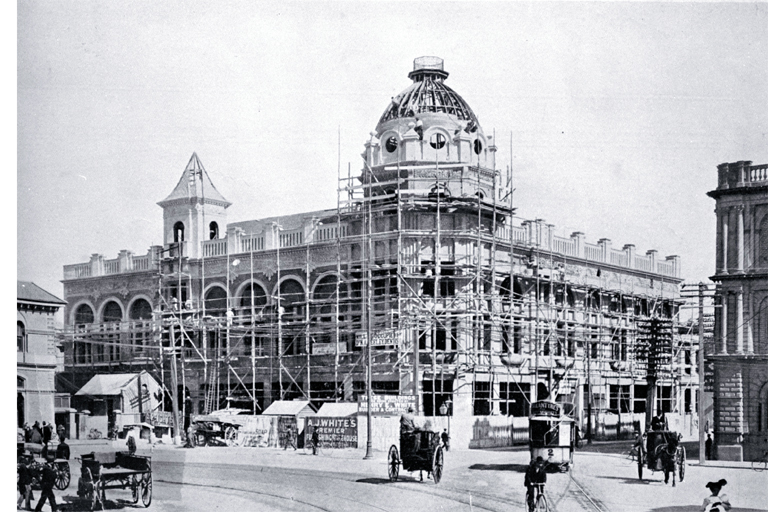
[535,493,549,512]
[303,442,314,455]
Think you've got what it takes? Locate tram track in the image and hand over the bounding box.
[564,469,609,512]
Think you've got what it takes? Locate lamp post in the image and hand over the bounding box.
[439,397,452,438]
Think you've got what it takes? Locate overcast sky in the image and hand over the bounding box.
[16,1,768,302]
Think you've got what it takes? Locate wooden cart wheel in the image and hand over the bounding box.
[141,474,153,507]
[131,474,141,504]
[225,426,237,446]
[387,445,400,482]
[678,446,686,482]
[54,462,70,490]
[196,433,208,447]
[432,445,444,484]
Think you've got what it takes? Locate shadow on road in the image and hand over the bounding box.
[357,476,434,485]
[649,508,768,512]
[468,463,528,473]
[59,494,143,511]
[596,475,656,485]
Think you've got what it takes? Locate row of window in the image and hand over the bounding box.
[172,221,219,243]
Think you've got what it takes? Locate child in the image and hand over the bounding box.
[701,479,731,512]
[17,460,34,510]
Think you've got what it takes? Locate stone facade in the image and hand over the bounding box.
[708,160,768,461]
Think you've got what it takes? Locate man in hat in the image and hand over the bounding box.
[701,479,731,511]
[524,456,548,512]
[400,406,419,452]
[34,456,58,512]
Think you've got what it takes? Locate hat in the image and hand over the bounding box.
[407,406,414,413]
[535,456,544,462]
[705,479,727,490]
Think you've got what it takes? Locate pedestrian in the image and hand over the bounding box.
[311,427,319,455]
[31,421,43,444]
[34,460,58,512]
[701,479,731,511]
[17,460,34,511]
[56,424,65,442]
[42,422,53,444]
[56,438,70,460]
[283,425,297,451]
[705,432,713,460]
[24,423,32,443]
[126,432,137,455]
[651,411,667,431]
[524,456,548,512]
[441,429,450,452]
[633,431,647,462]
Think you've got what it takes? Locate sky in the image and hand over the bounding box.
[16,1,768,303]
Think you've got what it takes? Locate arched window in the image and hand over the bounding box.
[102,301,123,323]
[205,286,228,316]
[74,304,94,326]
[17,322,26,352]
[173,221,185,243]
[280,279,305,306]
[129,299,153,320]
[240,283,267,309]
[73,304,94,364]
[209,221,219,240]
[313,275,348,316]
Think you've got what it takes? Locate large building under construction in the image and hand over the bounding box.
[59,57,695,439]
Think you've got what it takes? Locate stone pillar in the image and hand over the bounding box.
[736,206,744,272]
[646,250,657,273]
[720,293,728,355]
[90,253,104,277]
[722,208,729,274]
[746,290,754,354]
[571,232,585,259]
[119,250,133,272]
[598,238,612,263]
[665,255,680,278]
[623,244,636,268]
[736,289,744,354]
[714,365,745,461]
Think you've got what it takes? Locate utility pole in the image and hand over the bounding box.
[698,282,706,464]
[364,169,374,460]
[169,323,181,445]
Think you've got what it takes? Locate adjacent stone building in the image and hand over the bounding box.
[17,281,66,428]
[708,160,768,461]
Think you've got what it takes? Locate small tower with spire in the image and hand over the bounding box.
[157,153,232,259]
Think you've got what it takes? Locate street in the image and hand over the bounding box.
[25,443,768,512]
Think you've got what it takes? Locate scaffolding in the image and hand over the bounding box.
[58,140,693,435]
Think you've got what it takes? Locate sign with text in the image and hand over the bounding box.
[304,416,358,448]
[355,329,401,347]
[530,401,561,418]
[312,343,337,356]
[358,394,416,416]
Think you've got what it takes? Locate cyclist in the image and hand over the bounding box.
[632,430,646,461]
[525,456,548,511]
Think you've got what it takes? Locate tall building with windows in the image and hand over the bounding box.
[18,281,66,427]
[59,57,694,446]
[708,160,768,461]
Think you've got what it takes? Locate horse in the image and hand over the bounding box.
[657,435,683,486]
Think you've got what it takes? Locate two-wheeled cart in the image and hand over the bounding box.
[77,451,152,510]
[387,431,444,484]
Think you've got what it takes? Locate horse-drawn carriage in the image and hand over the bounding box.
[638,430,685,485]
[387,430,444,484]
[77,451,152,510]
[17,442,71,490]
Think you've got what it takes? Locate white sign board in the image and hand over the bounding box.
[312,343,337,355]
[355,329,400,347]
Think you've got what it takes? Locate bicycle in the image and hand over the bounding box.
[752,451,768,472]
[304,440,334,456]
[527,483,548,512]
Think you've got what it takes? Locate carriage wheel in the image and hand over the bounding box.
[131,474,141,504]
[55,462,70,490]
[432,445,444,484]
[225,426,237,446]
[196,433,208,447]
[678,446,686,482]
[141,474,153,507]
[637,454,643,480]
[387,445,400,482]
[91,480,103,511]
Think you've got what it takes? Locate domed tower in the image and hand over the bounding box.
[362,57,498,200]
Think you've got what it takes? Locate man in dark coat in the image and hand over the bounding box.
[524,456,548,512]
[31,422,43,444]
[56,439,70,460]
[34,462,58,511]
[17,460,34,510]
[42,422,53,444]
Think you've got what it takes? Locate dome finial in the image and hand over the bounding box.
[408,56,448,82]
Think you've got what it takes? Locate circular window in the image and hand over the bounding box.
[474,139,483,155]
[385,136,398,153]
[430,133,446,150]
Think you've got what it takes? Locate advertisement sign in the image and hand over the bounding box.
[357,394,416,416]
[304,416,358,448]
[313,343,337,356]
[236,416,279,448]
[530,401,561,418]
[355,329,401,347]
[147,410,181,428]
